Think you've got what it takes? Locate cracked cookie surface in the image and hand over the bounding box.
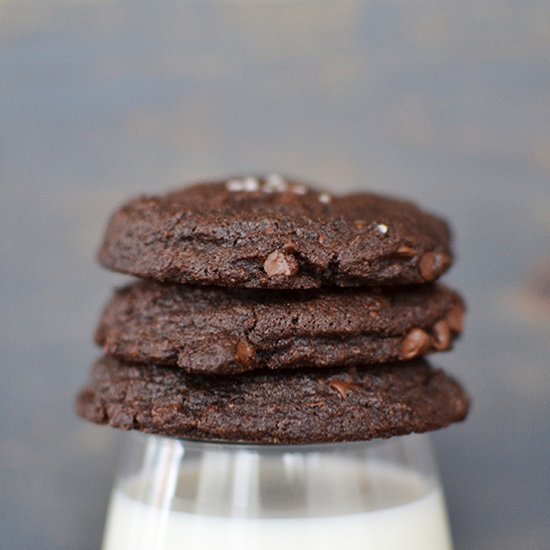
[96,280,465,374]
[98,176,453,289]
[76,356,469,444]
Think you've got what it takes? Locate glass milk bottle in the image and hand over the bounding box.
[102,432,453,550]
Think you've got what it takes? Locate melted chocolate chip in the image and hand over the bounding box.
[234,340,256,368]
[447,305,465,334]
[401,328,431,359]
[396,245,416,258]
[419,252,449,281]
[328,380,358,400]
[432,320,452,351]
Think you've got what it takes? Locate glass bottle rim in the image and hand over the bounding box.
[125,430,430,455]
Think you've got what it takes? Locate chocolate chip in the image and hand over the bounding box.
[432,320,451,351]
[396,245,416,258]
[419,251,449,281]
[234,339,256,368]
[401,328,431,359]
[446,305,465,334]
[263,250,299,277]
[328,380,358,400]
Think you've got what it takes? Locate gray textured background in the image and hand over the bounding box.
[2,1,550,549]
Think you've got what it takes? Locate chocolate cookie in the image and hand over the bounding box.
[98,176,453,289]
[96,281,465,375]
[76,356,469,444]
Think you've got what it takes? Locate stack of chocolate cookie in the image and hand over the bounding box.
[77,176,469,443]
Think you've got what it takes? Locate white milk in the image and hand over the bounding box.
[102,459,452,550]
